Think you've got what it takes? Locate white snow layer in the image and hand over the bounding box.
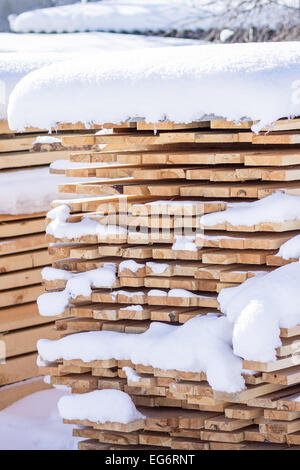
[8,0,299,34]
[146,262,169,274]
[122,366,141,382]
[119,260,144,273]
[0,52,73,120]
[38,315,245,393]
[0,33,196,120]
[33,135,61,144]
[218,262,300,362]
[172,236,197,252]
[41,267,72,281]
[58,389,145,423]
[278,235,300,260]
[46,204,127,240]
[0,168,98,215]
[38,265,117,316]
[8,41,300,131]
[0,389,77,450]
[201,192,300,227]
[0,32,196,54]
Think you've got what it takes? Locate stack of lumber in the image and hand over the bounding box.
[39,119,300,449]
[0,120,101,387]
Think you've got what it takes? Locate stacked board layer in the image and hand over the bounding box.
[0,120,101,387]
[39,119,300,450]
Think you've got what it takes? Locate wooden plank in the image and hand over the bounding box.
[0,284,44,308]
[225,405,263,420]
[204,415,253,431]
[0,218,46,238]
[3,323,59,358]
[0,249,50,273]
[253,132,300,145]
[0,378,51,411]
[244,150,300,167]
[0,353,39,386]
[259,417,300,434]
[214,383,286,403]
[0,234,47,256]
[247,385,300,409]
[137,122,209,131]
[0,151,70,170]
[0,267,43,290]
[243,356,300,373]
[0,302,63,333]
[0,212,45,223]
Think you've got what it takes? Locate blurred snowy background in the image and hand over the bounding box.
[0,1,82,31]
[2,0,300,42]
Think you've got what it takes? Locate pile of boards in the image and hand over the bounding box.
[40,119,300,449]
[0,120,100,390]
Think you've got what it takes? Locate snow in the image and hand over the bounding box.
[38,315,245,393]
[148,289,167,297]
[119,260,145,273]
[58,389,145,423]
[38,265,117,316]
[0,388,77,450]
[218,262,300,362]
[36,355,54,367]
[146,262,169,274]
[33,135,62,144]
[0,31,197,54]
[38,290,70,317]
[277,235,300,260]
[148,288,212,299]
[0,52,71,120]
[7,0,209,33]
[122,366,141,383]
[8,41,300,132]
[0,32,197,120]
[201,192,300,227]
[172,236,197,252]
[50,159,108,171]
[41,266,72,281]
[8,0,299,34]
[113,290,145,298]
[120,305,143,311]
[46,204,127,240]
[220,29,234,42]
[168,289,200,298]
[0,168,101,215]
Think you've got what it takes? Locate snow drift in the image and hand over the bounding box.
[8,42,300,131]
[0,33,195,121]
[8,0,298,34]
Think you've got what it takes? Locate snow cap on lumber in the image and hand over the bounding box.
[201,192,300,227]
[38,315,245,393]
[219,262,300,362]
[58,389,145,424]
[8,42,300,131]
